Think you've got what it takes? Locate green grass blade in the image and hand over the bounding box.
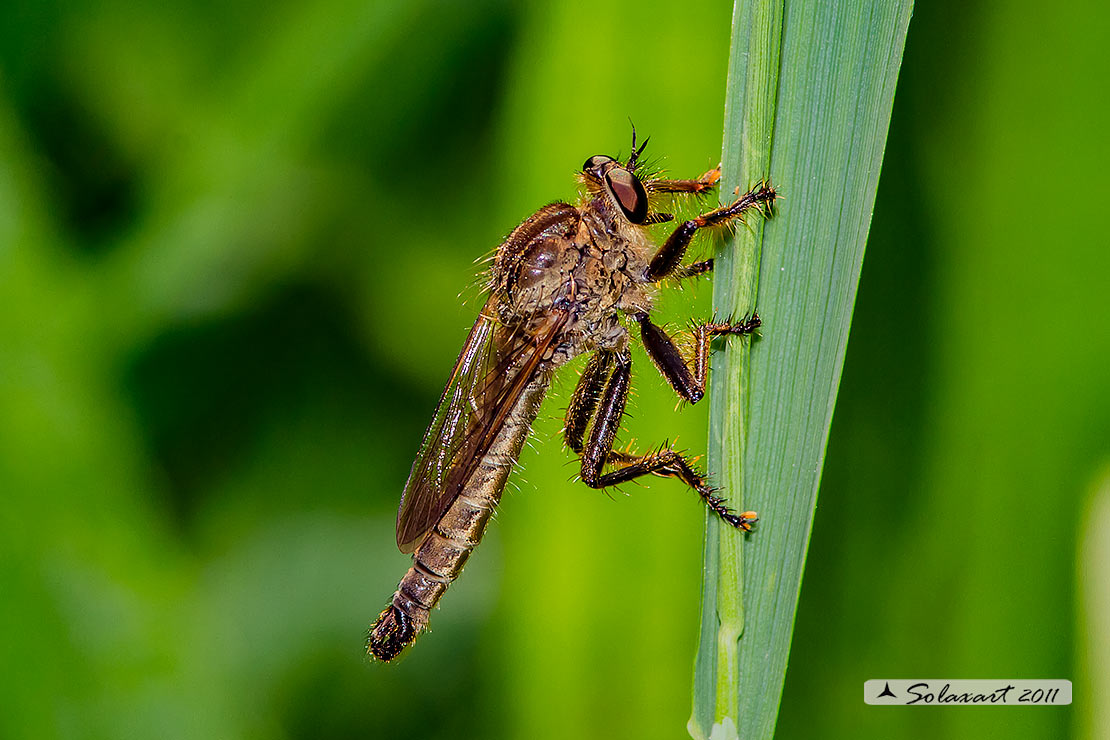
[690,1,914,739]
[689,0,784,736]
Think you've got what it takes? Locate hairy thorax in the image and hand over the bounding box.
[494,197,656,365]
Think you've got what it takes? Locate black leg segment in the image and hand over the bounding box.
[563,351,614,454]
[637,313,761,404]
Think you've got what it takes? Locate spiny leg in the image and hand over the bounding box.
[637,313,761,403]
[646,181,776,282]
[576,349,756,531]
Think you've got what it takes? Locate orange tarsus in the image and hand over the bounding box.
[700,166,722,188]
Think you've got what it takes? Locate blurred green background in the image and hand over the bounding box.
[1,0,1107,738]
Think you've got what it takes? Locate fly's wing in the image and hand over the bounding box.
[395,297,568,553]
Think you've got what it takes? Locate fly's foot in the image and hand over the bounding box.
[704,489,758,532]
[721,508,759,532]
[697,165,722,190]
[707,313,762,337]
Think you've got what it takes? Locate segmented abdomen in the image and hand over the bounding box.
[367,373,550,661]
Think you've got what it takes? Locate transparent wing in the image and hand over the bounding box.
[395,297,567,553]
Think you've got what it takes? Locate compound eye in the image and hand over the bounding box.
[605,167,648,224]
[582,154,613,173]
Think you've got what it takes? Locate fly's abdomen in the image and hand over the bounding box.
[365,494,491,661]
[368,375,550,662]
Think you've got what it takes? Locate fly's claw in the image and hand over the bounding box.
[722,313,762,335]
[701,489,758,532]
[705,313,762,337]
[722,509,759,532]
[714,498,759,532]
[697,165,723,190]
[753,180,778,216]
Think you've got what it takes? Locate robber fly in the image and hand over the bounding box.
[368,130,776,661]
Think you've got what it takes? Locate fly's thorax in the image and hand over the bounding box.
[491,198,658,367]
[573,209,655,317]
[494,197,656,315]
[511,210,654,353]
[505,232,584,317]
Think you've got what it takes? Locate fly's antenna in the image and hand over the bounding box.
[627,118,650,170]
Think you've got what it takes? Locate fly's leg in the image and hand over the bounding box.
[563,351,614,454]
[646,181,776,282]
[641,168,719,227]
[667,259,714,281]
[637,313,761,403]
[574,349,757,531]
[647,165,722,194]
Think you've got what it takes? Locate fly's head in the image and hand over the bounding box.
[580,154,649,226]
